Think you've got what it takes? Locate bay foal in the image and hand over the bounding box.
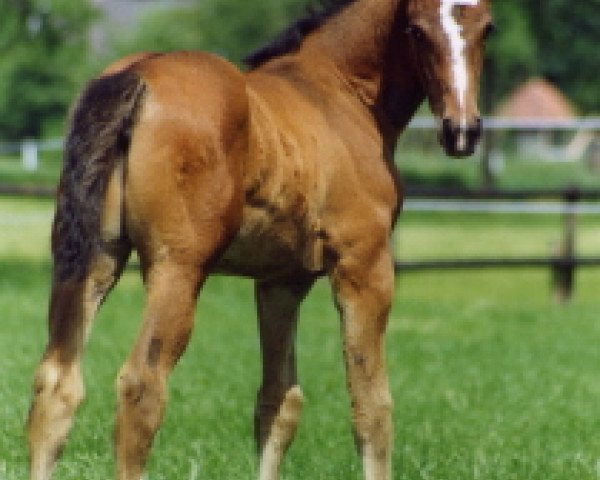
[27,0,494,479]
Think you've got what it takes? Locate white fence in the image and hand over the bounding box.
[1,117,599,171]
[404,199,600,215]
[0,138,63,171]
[407,117,600,130]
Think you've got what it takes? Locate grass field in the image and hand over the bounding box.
[2,197,600,479]
[397,153,600,190]
[0,151,62,189]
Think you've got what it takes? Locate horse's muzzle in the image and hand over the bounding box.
[440,117,482,158]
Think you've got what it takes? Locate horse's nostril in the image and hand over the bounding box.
[442,118,454,145]
[468,118,483,143]
[439,117,481,156]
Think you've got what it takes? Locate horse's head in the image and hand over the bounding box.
[406,0,494,157]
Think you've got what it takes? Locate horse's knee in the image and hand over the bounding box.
[117,364,164,403]
[351,395,393,454]
[27,358,85,472]
[31,360,85,413]
[32,361,60,398]
[116,364,166,427]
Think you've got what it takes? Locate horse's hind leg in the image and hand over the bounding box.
[114,260,203,480]
[27,242,130,480]
[254,279,313,480]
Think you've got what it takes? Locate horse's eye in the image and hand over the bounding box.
[405,24,426,42]
[482,22,496,40]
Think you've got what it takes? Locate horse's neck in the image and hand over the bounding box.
[303,0,424,142]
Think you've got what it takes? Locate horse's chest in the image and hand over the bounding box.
[214,193,325,280]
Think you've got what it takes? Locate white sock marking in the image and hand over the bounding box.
[258,386,304,480]
[440,0,479,124]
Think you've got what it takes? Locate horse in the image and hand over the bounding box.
[26,0,494,479]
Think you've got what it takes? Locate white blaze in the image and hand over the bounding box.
[440,0,479,126]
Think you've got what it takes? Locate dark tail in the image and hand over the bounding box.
[52,70,146,282]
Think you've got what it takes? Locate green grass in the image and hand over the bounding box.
[0,151,61,188]
[2,198,600,479]
[396,149,600,190]
[396,210,600,259]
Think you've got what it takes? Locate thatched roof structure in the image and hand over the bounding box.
[495,78,577,119]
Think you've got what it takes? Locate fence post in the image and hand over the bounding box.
[21,139,39,171]
[552,186,579,302]
[480,57,496,189]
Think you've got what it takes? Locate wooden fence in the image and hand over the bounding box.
[397,187,600,301]
[2,119,600,299]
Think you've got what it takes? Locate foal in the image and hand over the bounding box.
[27,0,493,479]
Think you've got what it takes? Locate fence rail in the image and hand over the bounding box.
[396,186,600,301]
[404,199,600,214]
[396,257,600,271]
[0,184,55,197]
[2,120,600,300]
[408,117,600,130]
[1,115,598,157]
[405,186,600,200]
[0,138,62,156]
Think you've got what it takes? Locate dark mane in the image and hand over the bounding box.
[244,0,357,70]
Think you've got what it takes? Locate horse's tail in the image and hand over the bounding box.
[51,70,146,282]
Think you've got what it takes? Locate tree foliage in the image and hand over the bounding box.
[114,0,598,113]
[484,0,538,110]
[525,0,600,113]
[0,0,598,141]
[112,0,304,65]
[488,0,600,113]
[0,0,96,140]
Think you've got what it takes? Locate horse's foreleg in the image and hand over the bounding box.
[28,247,129,480]
[331,248,394,480]
[115,261,202,480]
[254,279,313,480]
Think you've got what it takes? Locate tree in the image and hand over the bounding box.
[526,0,600,113]
[0,0,96,140]
[111,0,305,66]
[1,0,597,142]
[119,0,598,114]
[483,0,538,111]
[485,0,599,114]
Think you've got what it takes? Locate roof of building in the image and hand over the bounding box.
[495,78,577,119]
